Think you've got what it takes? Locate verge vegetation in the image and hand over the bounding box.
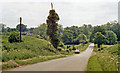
[87,44,119,71]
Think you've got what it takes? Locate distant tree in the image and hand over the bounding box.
[61,30,73,45]
[74,33,88,45]
[16,24,27,32]
[64,26,80,39]
[94,32,107,48]
[81,24,90,40]
[11,28,18,32]
[6,27,11,32]
[58,24,64,36]
[105,31,117,45]
[88,24,92,29]
[90,25,105,42]
[0,23,6,32]
[61,25,91,44]
[46,9,60,48]
[34,23,48,40]
[111,23,120,41]
[101,21,120,41]
[8,31,20,43]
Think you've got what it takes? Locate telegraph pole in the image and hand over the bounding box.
[20,17,22,42]
[51,2,53,10]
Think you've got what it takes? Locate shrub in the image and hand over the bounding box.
[8,31,20,43]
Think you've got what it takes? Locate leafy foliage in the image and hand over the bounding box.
[105,31,117,45]
[61,30,73,45]
[33,23,48,40]
[94,32,107,48]
[16,24,27,32]
[74,33,88,44]
[102,21,120,41]
[61,25,91,45]
[8,31,20,43]
[46,9,60,48]
[90,25,105,42]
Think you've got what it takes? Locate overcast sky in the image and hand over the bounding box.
[0,0,119,28]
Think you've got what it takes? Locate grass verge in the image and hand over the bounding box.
[87,44,119,71]
[2,55,66,70]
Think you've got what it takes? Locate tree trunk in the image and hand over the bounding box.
[98,44,100,48]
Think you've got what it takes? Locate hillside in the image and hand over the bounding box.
[2,35,61,62]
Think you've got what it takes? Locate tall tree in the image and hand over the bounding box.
[46,4,60,48]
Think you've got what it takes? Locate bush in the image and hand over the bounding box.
[8,31,20,43]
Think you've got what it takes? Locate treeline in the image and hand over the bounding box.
[61,20,120,47]
[1,20,120,47]
[0,23,28,35]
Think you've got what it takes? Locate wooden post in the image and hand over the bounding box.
[20,17,22,42]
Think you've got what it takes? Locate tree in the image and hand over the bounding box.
[90,25,105,42]
[46,9,60,48]
[0,23,6,32]
[8,31,20,43]
[61,30,73,45]
[111,23,120,41]
[74,33,88,45]
[64,26,80,39]
[6,27,11,32]
[34,23,48,40]
[105,31,117,45]
[81,24,89,37]
[58,24,64,36]
[94,32,107,48]
[16,24,27,32]
[102,21,120,41]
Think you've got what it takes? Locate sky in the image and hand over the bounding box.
[0,0,119,28]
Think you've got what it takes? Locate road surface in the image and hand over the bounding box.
[8,43,94,71]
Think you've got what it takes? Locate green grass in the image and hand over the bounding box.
[2,55,66,70]
[87,55,102,71]
[2,35,58,62]
[87,44,119,71]
[2,35,67,70]
[2,62,18,70]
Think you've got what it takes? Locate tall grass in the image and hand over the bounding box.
[87,44,119,71]
[2,35,58,62]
